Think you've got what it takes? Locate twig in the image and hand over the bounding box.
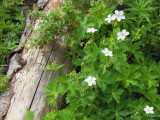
[0,65,8,67]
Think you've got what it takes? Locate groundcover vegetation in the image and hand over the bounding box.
[28,0,160,119]
[27,0,160,119]
[2,0,160,119]
[0,0,24,94]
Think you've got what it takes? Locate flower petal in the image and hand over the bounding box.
[125,32,129,36]
[115,10,119,15]
[92,81,96,85]
[117,17,121,21]
[88,82,92,86]
[108,14,112,18]
[121,15,125,19]
[117,36,121,40]
[119,10,124,15]
[104,48,108,51]
[112,14,117,20]
[88,76,92,80]
[150,111,154,114]
[121,36,125,40]
[150,107,153,111]
[92,77,96,81]
[85,78,89,82]
[117,32,122,36]
[102,50,105,53]
[146,111,149,114]
[104,18,109,21]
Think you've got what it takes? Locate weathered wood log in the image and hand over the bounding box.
[0,0,71,120]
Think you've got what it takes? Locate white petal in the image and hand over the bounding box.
[108,14,112,18]
[85,78,89,82]
[108,51,112,54]
[104,18,109,21]
[117,17,121,21]
[87,28,91,32]
[121,36,125,40]
[112,14,117,20]
[122,29,126,33]
[117,36,121,40]
[125,32,129,36]
[117,32,122,36]
[150,111,154,114]
[88,76,92,80]
[108,51,113,56]
[104,48,108,51]
[121,15,125,19]
[88,82,92,86]
[92,77,96,81]
[102,50,105,53]
[108,19,111,23]
[146,106,149,108]
[109,53,113,56]
[92,81,96,85]
[119,10,124,15]
[150,107,153,111]
[105,53,108,56]
[115,10,119,15]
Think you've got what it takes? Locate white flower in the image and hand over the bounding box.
[87,28,97,33]
[144,106,154,114]
[117,29,129,40]
[104,14,116,23]
[112,10,125,21]
[84,76,96,86]
[102,48,113,57]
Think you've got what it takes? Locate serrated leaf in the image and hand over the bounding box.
[42,111,56,120]
[43,77,59,106]
[58,109,75,120]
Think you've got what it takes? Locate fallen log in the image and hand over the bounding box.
[0,0,72,120]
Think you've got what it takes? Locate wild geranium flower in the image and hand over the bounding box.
[104,14,116,23]
[84,76,96,86]
[117,29,129,40]
[87,28,97,33]
[102,48,113,57]
[144,106,154,114]
[112,10,125,21]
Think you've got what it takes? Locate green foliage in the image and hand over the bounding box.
[0,74,9,94]
[0,0,25,94]
[42,61,64,71]
[32,0,160,119]
[24,109,34,120]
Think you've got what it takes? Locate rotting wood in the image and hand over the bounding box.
[0,0,71,120]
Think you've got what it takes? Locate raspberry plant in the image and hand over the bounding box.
[30,0,160,119]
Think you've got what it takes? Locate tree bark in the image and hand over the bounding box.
[0,0,71,120]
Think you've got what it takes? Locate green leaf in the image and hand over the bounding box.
[112,89,124,104]
[42,111,56,120]
[43,77,59,106]
[24,109,34,120]
[58,109,75,120]
[42,61,64,71]
[104,84,124,104]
